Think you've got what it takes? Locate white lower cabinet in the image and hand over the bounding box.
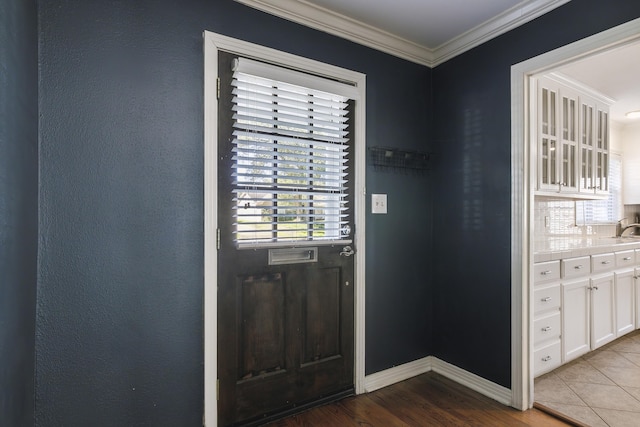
[539,250,639,374]
[614,269,635,337]
[590,273,616,349]
[533,261,562,377]
[562,274,616,363]
[562,278,591,363]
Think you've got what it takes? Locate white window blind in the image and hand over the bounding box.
[576,153,622,225]
[231,58,353,246]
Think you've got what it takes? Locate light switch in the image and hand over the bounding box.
[372,194,387,214]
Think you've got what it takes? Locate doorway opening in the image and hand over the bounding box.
[510,17,640,413]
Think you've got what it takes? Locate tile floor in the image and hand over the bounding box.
[535,330,640,427]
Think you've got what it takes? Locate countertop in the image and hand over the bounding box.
[534,237,640,263]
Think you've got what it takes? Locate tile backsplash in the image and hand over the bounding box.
[534,197,617,244]
[534,199,640,244]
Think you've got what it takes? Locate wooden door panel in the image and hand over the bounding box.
[238,273,286,380]
[303,268,341,364]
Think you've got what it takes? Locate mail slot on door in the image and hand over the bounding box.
[268,247,318,265]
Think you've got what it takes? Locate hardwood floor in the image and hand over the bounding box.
[266,372,572,426]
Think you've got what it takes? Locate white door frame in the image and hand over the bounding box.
[510,17,640,410]
[203,31,367,426]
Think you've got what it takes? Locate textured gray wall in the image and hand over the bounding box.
[432,0,640,387]
[0,0,38,425]
[36,0,433,424]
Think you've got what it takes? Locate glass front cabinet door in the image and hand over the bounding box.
[535,74,611,198]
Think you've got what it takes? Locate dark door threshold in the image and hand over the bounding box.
[235,387,355,427]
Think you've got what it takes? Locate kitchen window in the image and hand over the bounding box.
[575,153,622,225]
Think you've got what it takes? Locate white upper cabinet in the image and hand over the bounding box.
[534,74,612,199]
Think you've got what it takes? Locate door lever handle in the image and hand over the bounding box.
[340,246,355,257]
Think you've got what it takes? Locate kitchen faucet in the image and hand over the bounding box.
[616,218,640,237]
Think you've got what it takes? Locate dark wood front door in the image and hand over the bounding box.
[217,51,355,426]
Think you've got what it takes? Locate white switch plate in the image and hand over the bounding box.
[372,194,387,214]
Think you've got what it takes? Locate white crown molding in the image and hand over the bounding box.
[235,0,569,68]
[234,0,434,66]
[432,0,572,66]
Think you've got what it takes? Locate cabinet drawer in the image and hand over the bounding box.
[534,312,561,346]
[534,340,561,377]
[533,284,561,314]
[534,261,560,284]
[592,253,615,273]
[616,250,636,268]
[562,256,590,279]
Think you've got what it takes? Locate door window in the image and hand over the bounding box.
[231,58,353,247]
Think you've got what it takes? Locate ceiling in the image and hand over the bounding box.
[303,0,532,49]
[236,0,640,124]
[554,42,640,125]
[236,0,570,65]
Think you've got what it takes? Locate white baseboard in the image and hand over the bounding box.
[362,356,512,407]
[431,358,512,406]
[362,356,433,393]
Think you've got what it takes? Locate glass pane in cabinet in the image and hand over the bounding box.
[588,150,593,186]
[542,138,549,184]
[569,99,576,141]
[581,147,592,190]
[550,91,556,136]
[582,104,593,147]
[600,153,608,191]
[550,140,557,184]
[604,113,608,149]
[600,111,608,150]
[597,111,603,149]
[562,144,568,186]
[542,89,549,134]
[563,97,568,140]
[569,145,576,187]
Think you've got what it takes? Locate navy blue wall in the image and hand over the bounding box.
[36,0,433,424]
[432,0,640,387]
[0,0,38,425]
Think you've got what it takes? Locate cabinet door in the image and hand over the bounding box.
[560,88,579,192]
[579,101,595,194]
[591,273,616,349]
[537,78,560,192]
[562,278,590,363]
[615,269,635,337]
[594,107,609,195]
